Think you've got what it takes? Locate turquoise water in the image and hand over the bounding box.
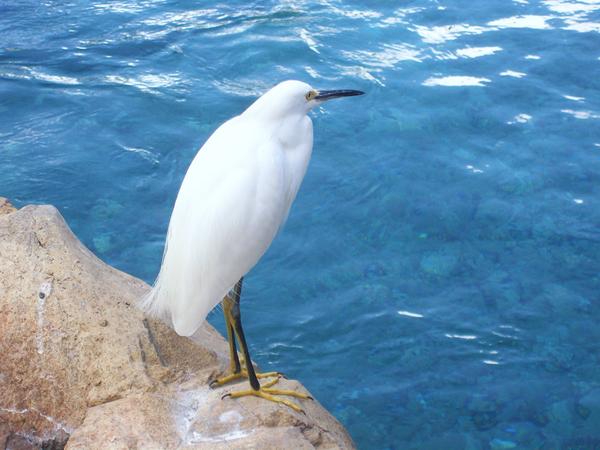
[2,1,600,448]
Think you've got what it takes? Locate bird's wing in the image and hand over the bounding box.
[146,118,287,336]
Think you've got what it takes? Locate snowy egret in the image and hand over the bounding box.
[142,80,364,411]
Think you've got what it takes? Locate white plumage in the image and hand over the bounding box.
[142,80,314,336]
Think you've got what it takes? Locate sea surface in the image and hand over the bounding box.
[2,1,600,448]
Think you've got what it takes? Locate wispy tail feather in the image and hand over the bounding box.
[139,230,174,323]
[139,272,171,322]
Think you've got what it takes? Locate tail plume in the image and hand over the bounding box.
[140,272,171,322]
[139,232,173,323]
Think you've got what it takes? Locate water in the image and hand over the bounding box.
[2,1,600,448]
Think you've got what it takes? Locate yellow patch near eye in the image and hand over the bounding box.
[305,90,317,101]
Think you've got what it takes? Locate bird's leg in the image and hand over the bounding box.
[209,278,280,387]
[221,278,312,413]
[209,297,242,385]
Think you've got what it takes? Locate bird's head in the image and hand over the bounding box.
[246,80,364,119]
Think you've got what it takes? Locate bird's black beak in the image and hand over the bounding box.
[315,89,365,101]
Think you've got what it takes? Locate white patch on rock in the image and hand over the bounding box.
[219,410,243,423]
[31,407,74,435]
[172,386,210,441]
[0,406,28,415]
[0,406,73,435]
[39,280,53,298]
[36,280,53,355]
[172,385,252,444]
[186,429,250,443]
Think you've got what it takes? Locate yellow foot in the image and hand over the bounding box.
[209,369,282,388]
[222,377,313,413]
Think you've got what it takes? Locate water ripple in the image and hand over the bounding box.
[212,78,272,97]
[0,66,80,86]
[500,70,527,78]
[342,43,423,68]
[413,23,489,44]
[104,72,187,95]
[455,46,503,58]
[488,15,555,29]
[423,76,491,87]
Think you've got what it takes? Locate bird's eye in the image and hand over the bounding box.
[305,90,317,101]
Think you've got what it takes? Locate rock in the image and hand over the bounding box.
[468,396,499,431]
[0,203,355,449]
[546,399,575,436]
[577,388,600,435]
[474,198,516,240]
[579,388,600,414]
[0,197,16,215]
[417,432,469,450]
[502,421,544,448]
[420,244,460,277]
[536,283,590,315]
[490,438,516,449]
[92,233,113,254]
[90,198,124,221]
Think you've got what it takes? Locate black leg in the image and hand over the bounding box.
[219,277,312,411]
[230,278,261,391]
[211,278,283,389]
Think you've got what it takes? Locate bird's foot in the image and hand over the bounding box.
[221,377,313,413]
[209,369,282,388]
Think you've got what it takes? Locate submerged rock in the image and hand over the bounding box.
[420,244,460,277]
[468,396,499,431]
[0,202,355,449]
[547,399,576,436]
[0,197,16,215]
[577,388,600,435]
[489,438,516,449]
[417,432,469,450]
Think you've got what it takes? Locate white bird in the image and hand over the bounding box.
[142,80,363,411]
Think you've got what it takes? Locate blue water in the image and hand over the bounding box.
[2,1,600,448]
